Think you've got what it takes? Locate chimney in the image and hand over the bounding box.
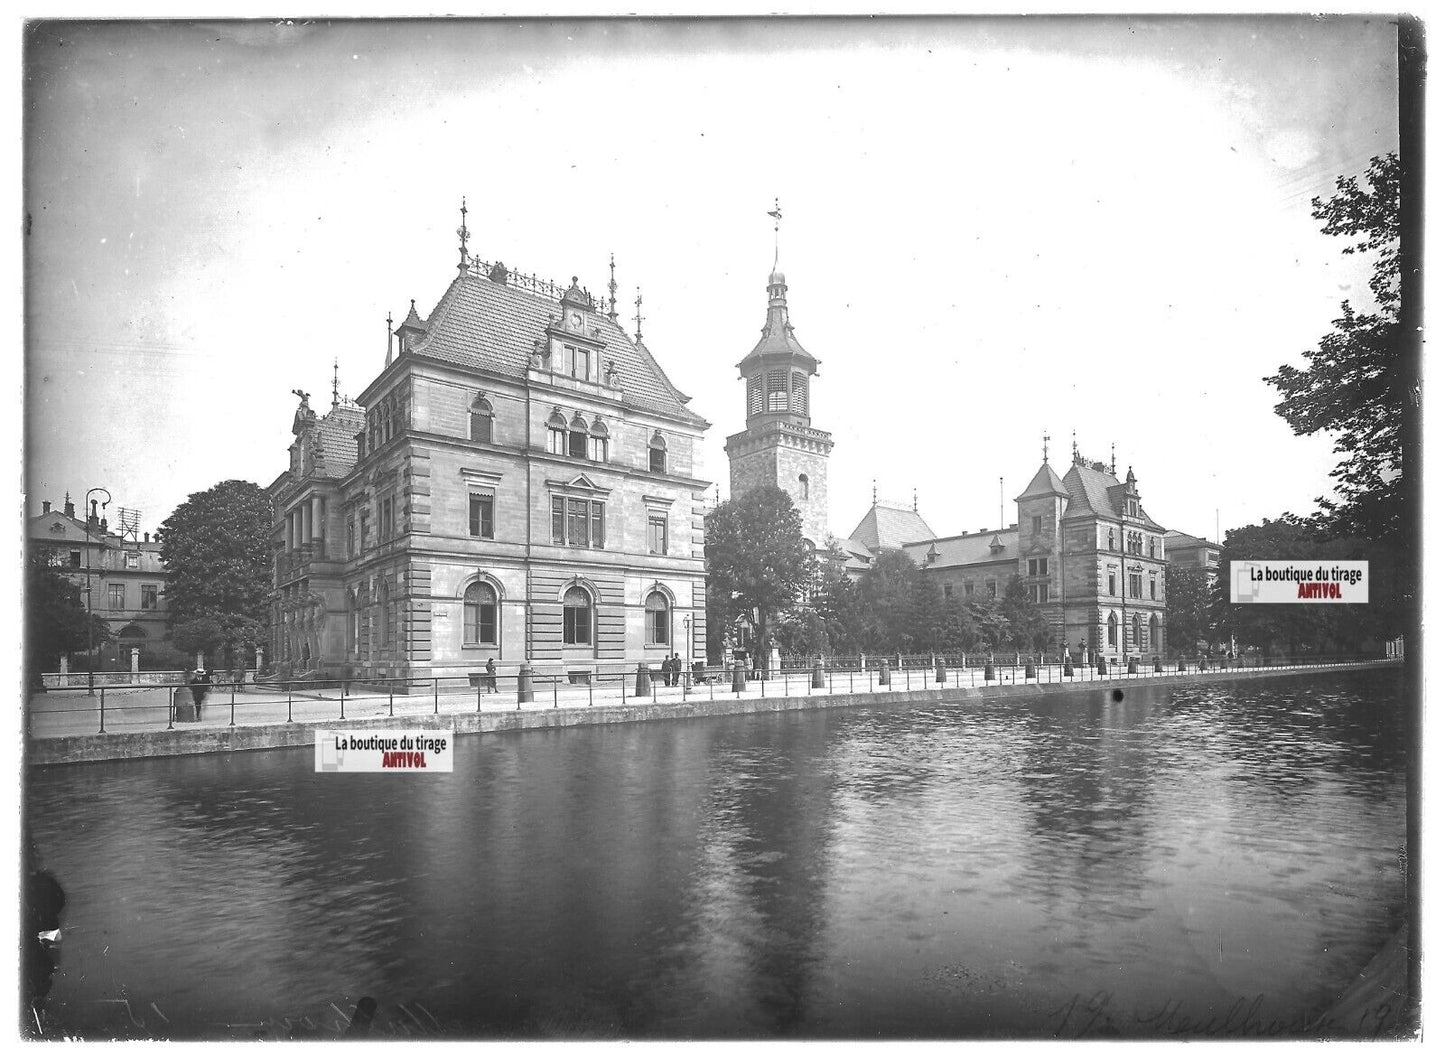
[144,532,150,544]
[64,497,74,518]
[42,500,51,514]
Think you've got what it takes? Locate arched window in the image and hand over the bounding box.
[379,582,392,647]
[649,432,668,474]
[562,586,592,646]
[1131,614,1141,648]
[588,417,609,462]
[1107,528,1115,551]
[799,473,810,500]
[345,589,357,654]
[568,413,589,459]
[464,581,499,645]
[1147,536,1156,558]
[470,396,494,443]
[645,590,670,646]
[547,409,567,455]
[117,623,147,641]
[1149,614,1160,652]
[1107,611,1118,646]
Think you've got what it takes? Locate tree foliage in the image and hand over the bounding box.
[158,480,274,638]
[1265,154,1407,547]
[1163,565,1213,655]
[25,550,113,679]
[703,486,815,660]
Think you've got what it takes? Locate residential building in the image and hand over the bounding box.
[1164,529,1222,578]
[268,218,711,682]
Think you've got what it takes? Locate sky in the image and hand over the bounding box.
[21,15,1402,545]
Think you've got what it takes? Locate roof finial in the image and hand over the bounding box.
[457,197,470,277]
[1043,431,1050,463]
[872,478,877,505]
[1071,429,1079,464]
[332,357,340,408]
[633,286,645,343]
[1110,442,1116,475]
[385,311,394,366]
[912,487,918,513]
[608,253,618,320]
[767,197,783,271]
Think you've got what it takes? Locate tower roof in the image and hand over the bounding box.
[847,502,936,553]
[738,269,818,376]
[1016,461,1069,501]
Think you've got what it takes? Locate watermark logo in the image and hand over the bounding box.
[315,729,454,773]
[1230,561,1368,604]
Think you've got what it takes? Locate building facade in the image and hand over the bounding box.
[268,238,711,683]
[28,495,170,663]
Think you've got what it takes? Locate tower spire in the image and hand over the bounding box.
[607,253,618,320]
[767,197,783,272]
[332,357,340,408]
[385,311,394,366]
[633,287,645,343]
[457,197,470,277]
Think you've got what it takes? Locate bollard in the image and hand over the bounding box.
[518,663,535,705]
[636,662,653,699]
[878,661,890,687]
[1025,662,1036,680]
[732,662,745,695]
[984,662,995,682]
[812,657,825,690]
[1154,657,1163,673]
[936,658,946,684]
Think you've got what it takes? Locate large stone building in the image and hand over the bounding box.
[268,221,711,682]
[28,494,170,664]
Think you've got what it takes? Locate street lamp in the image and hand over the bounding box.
[683,615,692,660]
[84,487,111,696]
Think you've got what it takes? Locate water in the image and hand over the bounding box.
[25,669,1407,1039]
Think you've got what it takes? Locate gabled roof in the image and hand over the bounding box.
[1061,462,1165,530]
[402,272,707,426]
[847,503,936,553]
[1016,461,1069,501]
[903,527,1019,570]
[311,403,365,479]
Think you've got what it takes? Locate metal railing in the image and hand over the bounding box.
[24,653,1395,739]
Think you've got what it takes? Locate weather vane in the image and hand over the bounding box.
[767,198,783,269]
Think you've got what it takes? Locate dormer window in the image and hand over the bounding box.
[565,344,591,381]
[649,432,668,474]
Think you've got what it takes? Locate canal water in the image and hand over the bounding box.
[25,669,1407,1039]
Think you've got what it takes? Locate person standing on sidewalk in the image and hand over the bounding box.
[485,657,498,694]
[189,668,212,720]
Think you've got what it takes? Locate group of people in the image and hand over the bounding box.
[658,653,686,686]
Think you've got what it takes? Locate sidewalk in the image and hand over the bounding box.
[26,659,1391,742]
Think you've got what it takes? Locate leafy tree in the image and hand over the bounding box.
[158,481,274,654]
[25,549,114,680]
[812,546,863,654]
[703,486,815,663]
[171,617,226,664]
[1164,565,1214,655]
[999,575,1049,652]
[1266,154,1408,551]
[855,549,921,653]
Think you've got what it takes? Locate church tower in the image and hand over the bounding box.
[724,234,833,548]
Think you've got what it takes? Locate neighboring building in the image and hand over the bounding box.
[847,498,935,560]
[1164,529,1221,578]
[268,225,711,682]
[28,494,170,663]
[723,264,833,552]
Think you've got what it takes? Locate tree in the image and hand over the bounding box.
[999,575,1049,652]
[812,545,863,654]
[158,480,274,664]
[1163,565,1213,656]
[25,550,113,680]
[703,486,815,663]
[1266,154,1407,549]
[855,549,921,653]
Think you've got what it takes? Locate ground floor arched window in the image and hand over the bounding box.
[645,590,670,646]
[465,581,499,645]
[1149,614,1160,652]
[563,586,592,645]
[1107,612,1117,646]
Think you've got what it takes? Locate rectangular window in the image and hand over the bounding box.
[1108,571,1116,595]
[380,497,395,540]
[1031,516,1042,534]
[107,583,126,609]
[964,583,975,597]
[943,584,953,600]
[551,497,566,545]
[141,584,159,609]
[568,429,587,459]
[1129,573,1142,599]
[124,552,140,570]
[346,518,356,557]
[565,345,590,379]
[648,515,668,555]
[590,502,605,549]
[1149,578,1157,600]
[649,447,667,474]
[1027,558,1050,576]
[766,370,788,412]
[747,376,763,417]
[567,498,589,547]
[69,550,82,568]
[553,497,606,548]
[1030,583,1051,603]
[469,494,495,539]
[359,510,370,550]
[986,581,997,598]
[1108,620,1117,646]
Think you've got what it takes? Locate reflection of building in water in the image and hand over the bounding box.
[268,206,711,681]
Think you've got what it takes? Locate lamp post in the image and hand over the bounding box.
[683,615,692,660]
[84,487,112,696]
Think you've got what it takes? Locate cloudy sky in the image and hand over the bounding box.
[23,16,1400,544]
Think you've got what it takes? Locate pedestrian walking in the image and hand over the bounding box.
[188,667,212,720]
[672,653,682,687]
[485,658,498,693]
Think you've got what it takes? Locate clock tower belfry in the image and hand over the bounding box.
[724,209,833,549]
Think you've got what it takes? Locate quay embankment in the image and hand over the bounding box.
[26,658,1400,767]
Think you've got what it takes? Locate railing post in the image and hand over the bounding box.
[434,678,439,714]
[99,686,106,734]
[287,686,293,724]
[167,685,175,730]
[392,681,397,718]
[340,680,346,721]
[476,681,482,713]
[555,676,560,709]
[230,685,236,726]
[589,679,594,708]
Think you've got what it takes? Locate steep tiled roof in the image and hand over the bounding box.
[312,403,365,479]
[1016,461,1069,500]
[409,273,706,426]
[1059,462,1164,529]
[847,503,936,553]
[903,527,1019,569]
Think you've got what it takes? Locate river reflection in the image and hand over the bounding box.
[25,669,1406,1039]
